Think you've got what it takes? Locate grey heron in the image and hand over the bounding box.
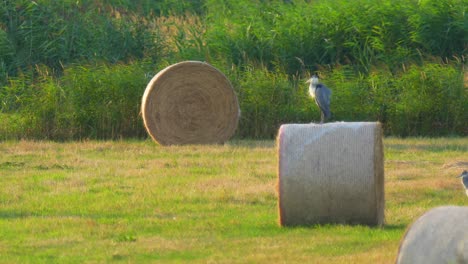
[457,170,468,196]
[306,74,331,123]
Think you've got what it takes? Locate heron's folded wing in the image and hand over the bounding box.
[314,85,331,113]
[463,176,468,188]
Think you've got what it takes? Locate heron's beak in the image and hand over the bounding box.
[305,79,312,83]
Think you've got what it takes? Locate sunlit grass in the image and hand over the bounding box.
[0,138,467,263]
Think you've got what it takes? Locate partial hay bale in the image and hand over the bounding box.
[458,236,468,264]
[277,122,385,226]
[141,61,239,145]
[396,206,468,264]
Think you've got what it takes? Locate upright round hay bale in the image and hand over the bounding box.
[458,236,468,264]
[396,206,468,264]
[141,61,239,145]
[277,122,385,226]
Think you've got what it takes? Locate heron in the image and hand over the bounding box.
[306,74,332,123]
[457,170,468,196]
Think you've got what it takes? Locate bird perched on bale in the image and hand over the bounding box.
[306,74,331,123]
[457,170,468,196]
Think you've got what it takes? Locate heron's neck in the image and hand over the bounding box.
[309,83,316,98]
[309,83,318,90]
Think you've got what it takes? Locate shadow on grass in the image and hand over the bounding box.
[385,143,467,153]
[0,210,132,220]
[226,140,276,148]
[277,222,407,231]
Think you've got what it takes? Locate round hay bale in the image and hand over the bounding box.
[396,206,468,264]
[277,122,385,226]
[141,61,239,145]
[458,236,468,264]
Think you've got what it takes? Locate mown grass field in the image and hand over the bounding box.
[0,137,467,263]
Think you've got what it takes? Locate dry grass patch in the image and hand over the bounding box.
[0,138,466,263]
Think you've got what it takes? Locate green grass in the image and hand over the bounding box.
[0,138,467,263]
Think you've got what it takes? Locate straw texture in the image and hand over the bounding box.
[277,122,385,226]
[458,236,468,264]
[396,206,468,264]
[141,61,239,145]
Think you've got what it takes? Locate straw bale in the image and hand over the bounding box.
[396,206,468,264]
[141,61,239,145]
[277,122,384,226]
[458,236,468,264]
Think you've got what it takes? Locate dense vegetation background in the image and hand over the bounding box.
[0,0,466,139]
